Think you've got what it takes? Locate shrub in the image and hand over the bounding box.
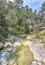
[0,35,4,42]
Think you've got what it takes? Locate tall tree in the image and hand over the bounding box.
[39,1,45,19]
[0,0,9,39]
[14,0,23,7]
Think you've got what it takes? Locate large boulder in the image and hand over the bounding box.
[23,40,45,64]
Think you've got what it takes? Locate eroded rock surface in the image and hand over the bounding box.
[0,37,45,65]
[23,40,45,64]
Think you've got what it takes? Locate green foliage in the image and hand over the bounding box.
[14,0,23,7]
[17,18,23,26]
[19,26,25,34]
[0,0,45,42]
[29,28,33,32]
[0,35,4,42]
[41,39,45,44]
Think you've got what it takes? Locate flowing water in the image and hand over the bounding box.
[0,39,23,65]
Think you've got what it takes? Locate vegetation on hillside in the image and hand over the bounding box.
[0,0,45,42]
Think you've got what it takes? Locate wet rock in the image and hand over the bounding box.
[0,51,9,65]
[4,42,13,48]
[6,47,13,53]
[10,62,17,65]
[13,40,22,47]
[0,43,4,51]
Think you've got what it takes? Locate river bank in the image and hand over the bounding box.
[0,30,45,65]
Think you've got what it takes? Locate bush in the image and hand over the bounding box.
[2,32,8,38]
[19,26,25,34]
[0,35,4,42]
[0,29,8,38]
[41,39,45,44]
[29,28,33,32]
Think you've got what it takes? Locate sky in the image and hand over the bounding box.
[23,0,45,11]
[10,0,45,11]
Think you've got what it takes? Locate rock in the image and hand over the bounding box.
[0,43,4,48]
[4,42,13,48]
[26,35,33,40]
[41,30,45,34]
[13,40,22,47]
[19,34,27,38]
[23,40,45,64]
[10,62,17,65]
[0,43,4,50]
[0,37,45,65]
[31,61,44,65]
[26,35,35,40]
[16,45,34,65]
[9,36,16,43]
[23,40,33,46]
[6,47,12,53]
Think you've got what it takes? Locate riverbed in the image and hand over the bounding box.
[0,35,45,65]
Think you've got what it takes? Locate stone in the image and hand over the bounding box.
[23,40,45,64]
[4,42,13,48]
